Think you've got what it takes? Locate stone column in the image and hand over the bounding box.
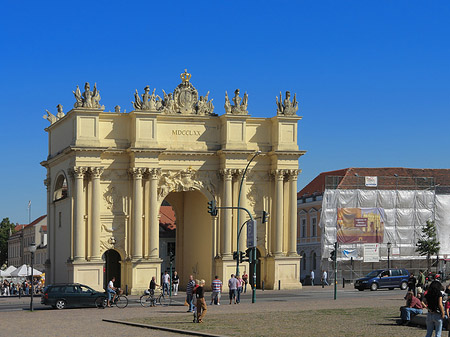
[73,167,86,261]
[221,169,233,257]
[44,176,52,281]
[288,170,298,256]
[274,170,285,256]
[91,167,103,260]
[149,169,160,259]
[238,171,247,252]
[131,168,144,259]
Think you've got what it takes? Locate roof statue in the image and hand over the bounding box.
[73,82,105,110]
[43,104,65,124]
[132,86,161,111]
[224,89,248,115]
[276,91,299,116]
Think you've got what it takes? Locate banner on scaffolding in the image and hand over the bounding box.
[364,243,380,262]
[337,207,386,244]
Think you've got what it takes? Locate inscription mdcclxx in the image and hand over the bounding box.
[172,130,202,136]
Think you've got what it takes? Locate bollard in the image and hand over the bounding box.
[262,281,265,291]
[278,280,281,290]
[343,278,345,288]
[125,285,128,296]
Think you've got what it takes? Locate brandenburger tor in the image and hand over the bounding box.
[41,70,305,293]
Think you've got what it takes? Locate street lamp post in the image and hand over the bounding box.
[29,242,37,312]
[387,242,392,269]
[236,151,261,277]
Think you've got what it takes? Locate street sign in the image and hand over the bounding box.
[247,219,257,247]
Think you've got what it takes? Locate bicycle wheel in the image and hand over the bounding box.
[158,293,167,306]
[95,296,107,309]
[140,294,152,307]
[115,295,128,308]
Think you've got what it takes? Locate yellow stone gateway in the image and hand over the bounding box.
[41,71,305,293]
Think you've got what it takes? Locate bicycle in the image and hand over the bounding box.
[140,287,167,307]
[96,288,128,309]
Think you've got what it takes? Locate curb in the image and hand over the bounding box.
[102,319,227,337]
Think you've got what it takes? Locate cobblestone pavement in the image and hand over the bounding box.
[0,287,406,337]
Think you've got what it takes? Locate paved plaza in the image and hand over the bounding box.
[0,287,414,337]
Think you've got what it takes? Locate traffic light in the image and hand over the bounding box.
[246,248,253,264]
[262,211,268,223]
[330,250,336,261]
[239,251,246,263]
[207,200,217,216]
[169,252,175,263]
[233,251,238,261]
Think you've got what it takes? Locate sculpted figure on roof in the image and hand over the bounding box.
[276,91,299,115]
[224,89,248,115]
[73,82,104,109]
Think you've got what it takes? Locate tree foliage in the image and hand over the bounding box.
[416,220,440,271]
[0,218,16,266]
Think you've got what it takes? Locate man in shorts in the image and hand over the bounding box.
[210,275,222,305]
[228,274,238,304]
[107,277,117,307]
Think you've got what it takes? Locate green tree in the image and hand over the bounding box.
[416,220,440,272]
[0,218,16,266]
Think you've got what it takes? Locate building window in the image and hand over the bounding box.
[301,218,306,238]
[311,217,317,237]
[59,212,62,227]
[302,253,307,271]
[312,252,317,270]
[54,174,68,201]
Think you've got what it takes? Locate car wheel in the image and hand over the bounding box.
[401,281,408,290]
[358,288,364,291]
[95,296,107,308]
[370,283,378,291]
[55,299,66,310]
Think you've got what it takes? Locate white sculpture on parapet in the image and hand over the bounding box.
[276,91,299,115]
[224,89,248,115]
[43,104,65,124]
[133,86,161,111]
[73,82,104,109]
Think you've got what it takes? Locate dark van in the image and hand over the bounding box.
[354,268,410,291]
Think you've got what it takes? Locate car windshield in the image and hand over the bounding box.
[365,270,381,278]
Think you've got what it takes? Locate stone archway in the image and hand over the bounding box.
[102,249,121,289]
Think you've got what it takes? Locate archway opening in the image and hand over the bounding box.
[162,190,212,289]
[159,200,176,276]
[103,249,121,289]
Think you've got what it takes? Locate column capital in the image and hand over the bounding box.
[44,177,51,190]
[271,169,286,180]
[147,168,161,179]
[90,167,104,178]
[70,166,87,179]
[220,168,234,179]
[287,169,301,180]
[129,167,144,179]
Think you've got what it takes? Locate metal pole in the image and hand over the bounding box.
[252,247,257,303]
[334,241,337,300]
[388,247,390,269]
[236,151,261,277]
[30,252,34,311]
[169,260,173,297]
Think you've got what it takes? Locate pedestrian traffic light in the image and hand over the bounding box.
[262,211,268,223]
[233,251,238,261]
[207,199,217,216]
[330,250,336,261]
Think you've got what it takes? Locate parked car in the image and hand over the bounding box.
[41,283,106,309]
[354,268,410,291]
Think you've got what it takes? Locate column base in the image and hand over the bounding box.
[262,255,302,290]
[127,259,162,295]
[67,260,105,291]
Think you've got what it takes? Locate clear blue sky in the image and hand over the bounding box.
[1,1,449,225]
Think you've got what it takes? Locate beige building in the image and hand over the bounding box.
[8,215,47,272]
[41,71,304,293]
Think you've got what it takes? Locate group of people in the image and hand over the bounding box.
[399,270,450,337]
[1,278,43,296]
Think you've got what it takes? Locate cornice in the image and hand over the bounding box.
[268,150,306,158]
[159,150,216,157]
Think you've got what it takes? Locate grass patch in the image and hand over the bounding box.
[126,306,427,337]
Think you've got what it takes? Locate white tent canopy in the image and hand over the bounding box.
[0,266,17,277]
[10,264,42,277]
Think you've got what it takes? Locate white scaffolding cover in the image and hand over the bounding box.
[320,189,450,260]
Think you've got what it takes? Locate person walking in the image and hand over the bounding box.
[172,271,179,296]
[195,280,207,323]
[407,273,417,296]
[242,272,248,293]
[236,275,243,304]
[186,275,195,313]
[310,270,315,286]
[210,275,222,305]
[228,274,238,304]
[417,270,426,299]
[422,280,445,337]
[321,270,329,287]
[162,271,170,295]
